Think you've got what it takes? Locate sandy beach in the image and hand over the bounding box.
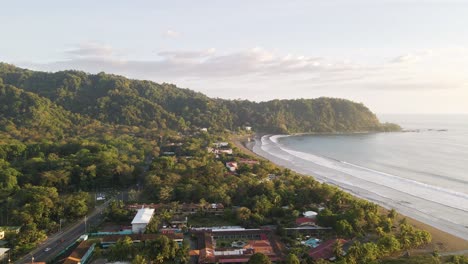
[231,134,468,253]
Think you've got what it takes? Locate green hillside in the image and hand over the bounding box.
[0,63,400,134]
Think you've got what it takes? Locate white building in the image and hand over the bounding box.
[226,162,238,172]
[131,208,155,234]
[303,211,318,219]
[0,248,9,262]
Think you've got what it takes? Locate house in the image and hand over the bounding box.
[126,203,161,211]
[245,126,252,131]
[285,226,333,237]
[200,128,208,132]
[168,215,188,228]
[190,228,284,264]
[213,142,229,148]
[226,162,238,172]
[131,208,155,234]
[206,203,225,214]
[295,217,316,226]
[217,149,233,155]
[179,203,201,214]
[63,241,96,264]
[208,147,233,155]
[308,239,348,261]
[0,248,9,262]
[303,211,318,219]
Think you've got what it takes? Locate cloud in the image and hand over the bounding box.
[164,30,180,38]
[18,43,468,100]
[65,42,116,59]
[28,45,360,80]
[390,54,420,64]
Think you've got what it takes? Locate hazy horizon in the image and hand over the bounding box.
[1,0,467,114]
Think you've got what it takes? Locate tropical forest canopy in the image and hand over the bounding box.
[0,63,399,135]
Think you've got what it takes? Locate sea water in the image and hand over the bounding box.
[253,114,468,240]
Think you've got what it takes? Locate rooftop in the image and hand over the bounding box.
[131,208,155,224]
[0,248,9,255]
[308,239,347,260]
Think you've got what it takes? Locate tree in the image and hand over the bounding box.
[388,208,398,220]
[14,222,47,248]
[247,253,271,264]
[132,255,147,264]
[0,159,20,192]
[333,240,344,260]
[377,234,400,255]
[236,207,251,223]
[109,236,134,261]
[335,219,354,237]
[285,253,300,264]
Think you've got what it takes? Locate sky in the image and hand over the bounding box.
[1,0,468,114]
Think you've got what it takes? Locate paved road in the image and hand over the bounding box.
[14,199,112,264]
[15,154,153,263]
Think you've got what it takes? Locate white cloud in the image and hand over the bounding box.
[65,42,116,59]
[164,30,180,38]
[29,45,360,80]
[390,54,420,64]
[19,44,468,98]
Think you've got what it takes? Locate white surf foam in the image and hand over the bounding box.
[253,135,468,241]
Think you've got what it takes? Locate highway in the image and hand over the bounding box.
[14,199,112,264]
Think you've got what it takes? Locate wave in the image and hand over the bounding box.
[340,161,468,201]
[371,162,468,186]
[265,135,468,211]
[254,135,468,241]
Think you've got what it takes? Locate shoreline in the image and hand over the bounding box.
[232,134,468,253]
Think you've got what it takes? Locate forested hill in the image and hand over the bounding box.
[0,63,400,134]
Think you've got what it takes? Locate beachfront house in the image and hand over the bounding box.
[226,162,238,172]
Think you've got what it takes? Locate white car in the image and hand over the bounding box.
[44,247,51,252]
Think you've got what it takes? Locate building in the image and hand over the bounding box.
[226,162,238,172]
[63,241,95,264]
[308,239,348,261]
[190,228,284,263]
[0,231,4,240]
[0,248,9,262]
[100,233,183,248]
[285,226,332,236]
[131,208,155,234]
[213,142,229,148]
[303,211,318,219]
[295,217,316,226]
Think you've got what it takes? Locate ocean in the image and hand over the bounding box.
[252,114,468,240]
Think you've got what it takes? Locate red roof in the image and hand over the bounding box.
[218,258,250,263]
[308,239,347,260]
[296,217,316,226]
